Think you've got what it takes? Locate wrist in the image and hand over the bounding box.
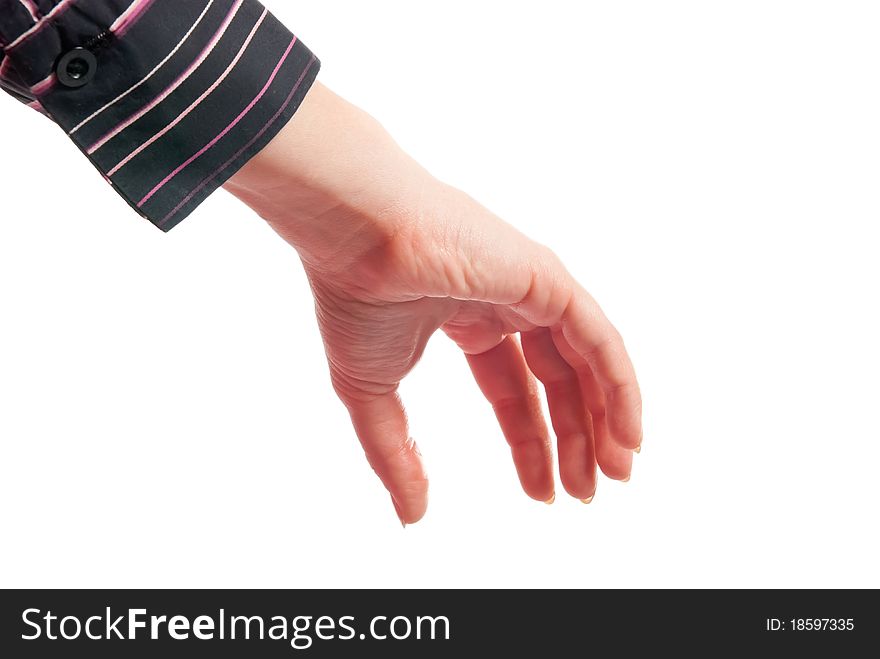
[224,83,430,272]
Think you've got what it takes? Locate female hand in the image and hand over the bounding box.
[225,83,642,524]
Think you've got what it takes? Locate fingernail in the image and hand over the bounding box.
[544,493,556,505]
[401,521,407,529]
[634,444,641,454]
[580,495,594,504]
[621,476,631,483]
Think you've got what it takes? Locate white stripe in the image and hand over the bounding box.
[5,0,74,51]
[19,0,40,23]
[109,0,150,32]
[108,9,267,176]
[69,0,215,136]
[86,0,243,154]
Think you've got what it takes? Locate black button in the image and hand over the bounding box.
[56,48,97,88]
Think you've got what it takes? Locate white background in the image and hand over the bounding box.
[1,1,878,588]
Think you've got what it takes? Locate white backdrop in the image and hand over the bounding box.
[1,1,878,588]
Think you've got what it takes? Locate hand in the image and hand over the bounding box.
[225,83,642,524]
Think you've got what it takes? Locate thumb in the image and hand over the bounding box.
[342,390,429,525]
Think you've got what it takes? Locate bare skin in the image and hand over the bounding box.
[224,83,642,525]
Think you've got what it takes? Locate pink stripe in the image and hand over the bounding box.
[110,0,158,38]
[0,71,31,97]
[139,37,296,208]
[108,10,270,177]
[30,71,55,95]
[19,0,40,22]
[5,0,75,51]
[27,99,47,115]
[159,55,316,227]
[87,0,244,155]
[0,57,11,79]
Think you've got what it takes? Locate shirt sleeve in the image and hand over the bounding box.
[0,0,320,231]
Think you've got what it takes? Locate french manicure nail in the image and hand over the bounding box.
[580,496,594,504]
[621,476,631,483]
[634,444,641,454]
[544,493,556,505]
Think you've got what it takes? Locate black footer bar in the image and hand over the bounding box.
[1,589,876,656]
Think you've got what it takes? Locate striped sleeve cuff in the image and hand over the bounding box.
[0,0,319,231]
